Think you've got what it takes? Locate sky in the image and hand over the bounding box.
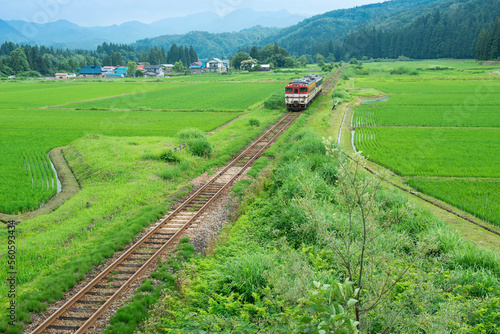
[0,0,385,27]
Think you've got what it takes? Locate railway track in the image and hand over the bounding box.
[31,112,301,334]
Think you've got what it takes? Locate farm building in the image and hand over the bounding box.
[55,73,69,79]
[144,65,164,77]
[102,66,116,72]
[190,62,204,74]
[260,64,271,71]
[114,67,128,77]
[78,65,105,78]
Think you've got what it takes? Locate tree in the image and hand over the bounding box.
[172,61,186,72]
[135,69,144,77]
[298,55,307,67]
[111,52,122,66]
[189,45,198,63]
[231,52,251,70]
[320,138,413,331]
[9,48,31,74]
[250,46,260,60]
[240,58,257,71]
[126,62,137,77]
[102,54,112,66]
[315,53,325,67]
[283,56,296,68]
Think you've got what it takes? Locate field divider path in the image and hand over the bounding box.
[31,111,301,334]
[353,126,500,130]
[344,153,500,239]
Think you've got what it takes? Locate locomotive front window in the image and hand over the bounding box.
[300,88,308,93]
[294,89,298,93]
[285,88,293,93]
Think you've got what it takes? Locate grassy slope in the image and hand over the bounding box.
[138,94,500,333]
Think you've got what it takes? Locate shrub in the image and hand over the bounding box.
[218,253,270,303]
[247,118,260,127]
[158,150,181,163]
[177,128,206,141]
[187,137,211,157]
[264,93,285,109]
[390,67,411,75]
[356,68,370,75]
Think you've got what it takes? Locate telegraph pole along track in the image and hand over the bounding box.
[30,111,301,334]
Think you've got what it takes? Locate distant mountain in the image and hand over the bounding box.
[135,0,443,58]
[135,26,280,59]
[341,0,500,59]
[0,9,306,50]
[0,19,25,43]
[259,0,443,55]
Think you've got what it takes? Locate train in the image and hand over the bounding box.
[285,74,324,111]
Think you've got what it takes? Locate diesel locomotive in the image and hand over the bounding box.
[285,74,324,111]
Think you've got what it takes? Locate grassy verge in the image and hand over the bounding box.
[139,118,500,333]
[0,106,284,333]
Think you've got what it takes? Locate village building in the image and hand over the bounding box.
[102,66,116,73]
[206,58,227,73]
[143,65,164,77]
[189,62,204,74]
[55,73,69,79]
[260,64,271,71]
[78,65,105,78]
[163,64,174,73]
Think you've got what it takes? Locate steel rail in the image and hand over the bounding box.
[75,111,300,334]
[31,112,298,334]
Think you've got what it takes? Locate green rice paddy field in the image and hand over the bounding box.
[0,78,284,214]
[353,60,500,226]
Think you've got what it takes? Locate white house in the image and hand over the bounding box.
[55,73,69,79]
[206,58,227,73]
[144,65,165,77]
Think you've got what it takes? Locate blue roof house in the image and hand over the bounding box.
[79,65,105,78]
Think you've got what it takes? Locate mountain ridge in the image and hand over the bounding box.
[0,9,306,50]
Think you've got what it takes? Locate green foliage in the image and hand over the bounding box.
[177,128,206,141]
[232,52,251,70]
[158,167,181,180]
[295,281,359,334]
[390,66,411,75]
[158,150,181,163]
[247,118,260,127]
[187,137,212,157]
[218,253,269,303]
[263,92,285,109]
[246,157,269,178]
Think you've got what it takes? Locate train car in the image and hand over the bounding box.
[285,74,324,111]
